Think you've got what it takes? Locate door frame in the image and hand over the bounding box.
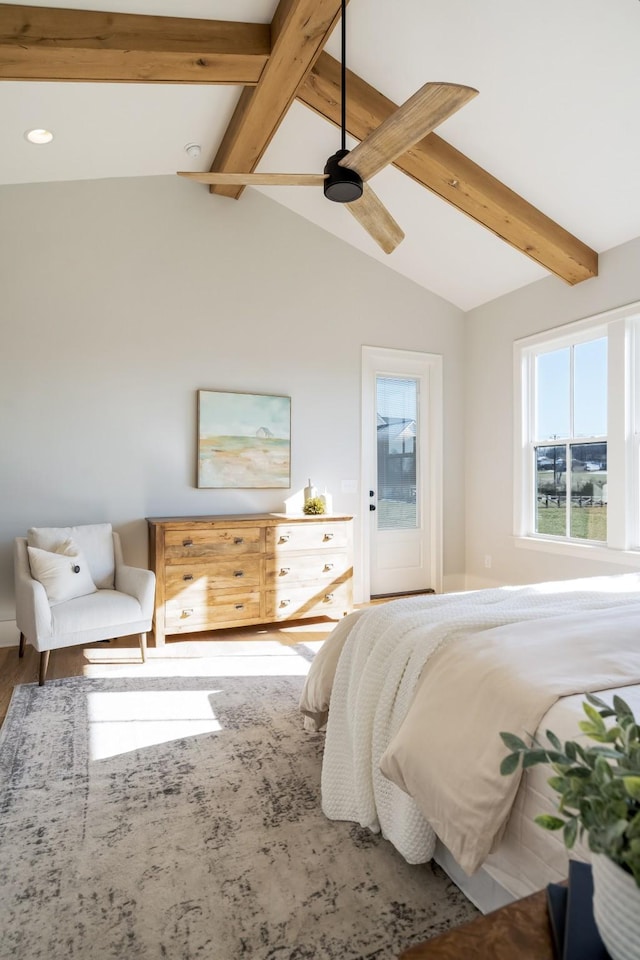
[360,345,443,600]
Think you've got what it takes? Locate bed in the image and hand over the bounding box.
[299,572,640,912]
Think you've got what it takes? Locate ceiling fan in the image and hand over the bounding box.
[177,1,478,255]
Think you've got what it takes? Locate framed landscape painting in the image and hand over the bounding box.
[197,390,291,489]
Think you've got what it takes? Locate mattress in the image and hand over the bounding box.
[480,683,640,900]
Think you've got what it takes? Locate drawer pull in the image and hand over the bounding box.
[279,566,291,576]
[323,533,334,541]
[183,539,193,547]
[233,570,244,578]
[234,537,244,545]
[280,599,291,608]
[323,563,334,572]
[181,608,194,618]
[235,603,245,611]
[182,574,194,581]
[278,534,290,544]
[323,593,334,602]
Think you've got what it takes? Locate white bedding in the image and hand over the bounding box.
[380,604,640,872]
[299,573,640,889]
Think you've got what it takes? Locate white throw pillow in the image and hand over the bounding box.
[27,540,97,605]
[28,523,114,589]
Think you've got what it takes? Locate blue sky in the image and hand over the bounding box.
[536,338,607,440]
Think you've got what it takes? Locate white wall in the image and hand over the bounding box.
[0,174,467,637]
[464,234,640,589]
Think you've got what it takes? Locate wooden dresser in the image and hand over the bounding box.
[147,513,354,647]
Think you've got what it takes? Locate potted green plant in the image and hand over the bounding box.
[303,496,326,515]
[500,693,640,960]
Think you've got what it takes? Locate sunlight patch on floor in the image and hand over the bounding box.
[82,638,322,679]
[87,690,223,761]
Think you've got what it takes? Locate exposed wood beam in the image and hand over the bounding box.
[0,5,599,283]
[178,171,326,187]
[299,53,598,285]
[0,4,269,83]
[209,0,348,200]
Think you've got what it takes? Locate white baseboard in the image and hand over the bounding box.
[0,620,19,648]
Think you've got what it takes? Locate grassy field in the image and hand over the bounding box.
[380,485,607,541]
[536,504,607,540]
[536,466,607,540]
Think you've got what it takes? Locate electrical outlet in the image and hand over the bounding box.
[484,554,492,569]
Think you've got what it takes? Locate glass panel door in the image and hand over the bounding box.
[376,376,419,532]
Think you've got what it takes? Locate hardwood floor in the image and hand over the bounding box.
[0,618,341,727]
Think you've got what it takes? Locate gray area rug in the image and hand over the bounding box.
[0,674,477,959]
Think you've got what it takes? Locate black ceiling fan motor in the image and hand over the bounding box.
[323,149,363,203]
[323,2,363,204]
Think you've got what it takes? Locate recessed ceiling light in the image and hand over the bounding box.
[25,128,54,145]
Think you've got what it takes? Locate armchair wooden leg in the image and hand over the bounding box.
[38,650,50,686]
[19,632,25,658]
[139,632,147,663]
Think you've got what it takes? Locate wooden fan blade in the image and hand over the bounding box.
[177,171,327,186]
[340,82,478,182]
[345,183,405,255]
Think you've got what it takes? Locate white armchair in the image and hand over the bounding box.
[14,523,155,685]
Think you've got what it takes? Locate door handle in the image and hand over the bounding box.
[369,490,375,497]
[369,504,376,511]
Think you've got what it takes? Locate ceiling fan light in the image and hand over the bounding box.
[323,150,363,204]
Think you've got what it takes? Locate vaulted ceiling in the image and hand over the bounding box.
[2,1,640,309]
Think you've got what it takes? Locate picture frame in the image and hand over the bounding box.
[197,389,291,489]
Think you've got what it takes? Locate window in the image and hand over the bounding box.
[515,301,640,558]
[533,338,607,542]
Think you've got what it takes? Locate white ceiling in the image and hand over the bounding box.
[2,0,640,310]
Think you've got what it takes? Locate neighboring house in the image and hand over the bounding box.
[376,417,416,502]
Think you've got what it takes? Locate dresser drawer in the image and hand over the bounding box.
[164,558,262,594]
[267,522,350,553]
[165,593,261,631]
[164,526,264,560]
[266,580,352,621]
[266,552,351,586]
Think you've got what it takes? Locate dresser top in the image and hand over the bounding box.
[147,513,353,526]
